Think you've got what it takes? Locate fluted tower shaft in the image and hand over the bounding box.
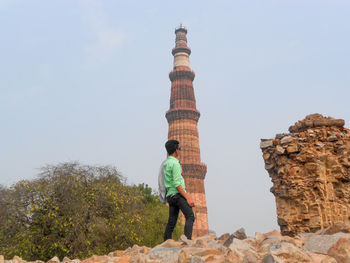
[166,26,209,237]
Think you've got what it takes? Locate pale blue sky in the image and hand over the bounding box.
[1,0,350,236]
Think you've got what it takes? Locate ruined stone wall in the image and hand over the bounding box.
[260,114,350,236]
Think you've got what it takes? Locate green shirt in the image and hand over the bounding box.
[163,156,186,197]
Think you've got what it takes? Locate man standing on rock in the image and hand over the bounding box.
[163,139,195,240]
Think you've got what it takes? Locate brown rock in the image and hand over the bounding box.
[217,233,230,240]
[178,247,221,263]
[128,254,149,263]
[108,251,125,257]
[233,228,247,240]
[263,152,271,161]
[81,256,108,263]
[47,257,60,263]
[244,238,258,250]
[225,250,240,262]
[255,232,265,245]
[62,258,71,263]
[112,256,132,263]
[12,256,24,263]
[318,222,350,235]
[307,253,337,263]
[263,230,282,239]
[124,245,151,256]
[328,237,350,263]
[275,145,285,155]
[158,239,182,248]
[228,239,258,261]
[217,233,230,243]
[201,254,227,263]
[286,144,299,153]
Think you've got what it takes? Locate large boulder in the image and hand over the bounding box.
[269,242,311,263]
[303,233,350,254]
[327,237,350,263]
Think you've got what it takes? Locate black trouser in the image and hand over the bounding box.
[163,193,195,240]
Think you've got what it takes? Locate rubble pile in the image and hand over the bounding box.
[3,224,350,263]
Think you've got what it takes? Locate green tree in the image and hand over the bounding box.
[0,162,182,261]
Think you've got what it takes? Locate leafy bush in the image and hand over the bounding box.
[0,162,182,261]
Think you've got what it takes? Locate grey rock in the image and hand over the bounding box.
[303,232,350,254]
[229,238,257,258]
[223,234,235,247]
[217,233,230,241]
[62,258,71,263]
[179,234,194,246]
[315,142,325,147]
[233,227,247,240]
[276,133,289,140]
[209,230,216,236]
[260,140,274,149]
[243,251,259,263]
[265,163,275,170]
[47,257,60,263]
[262,254,285,263]
[298,233,315,238]
[190,256,205,263]
[270,242,311,262]
[148,247,180,262]
[327,135,338,142]
[280,136,294,144]
[276,145,285,155]
[206,240,226,252]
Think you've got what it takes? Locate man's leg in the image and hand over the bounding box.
[177,195,195,240]
[163,197,180,241]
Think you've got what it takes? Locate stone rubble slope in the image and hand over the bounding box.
[3,224,350,263]
[260,113,350,236]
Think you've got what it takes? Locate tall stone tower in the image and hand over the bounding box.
[165,25,209,237]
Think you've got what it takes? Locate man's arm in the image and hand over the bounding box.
[172,163,195,207]
[176,185,195,207]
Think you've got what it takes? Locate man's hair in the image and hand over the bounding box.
[165,140,180,155]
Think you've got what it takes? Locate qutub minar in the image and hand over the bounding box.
[165,25,209,237]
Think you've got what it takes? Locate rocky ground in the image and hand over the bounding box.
[3,223,350,263]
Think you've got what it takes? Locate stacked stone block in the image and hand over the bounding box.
[261,113,350,236]
[166,26,209,237]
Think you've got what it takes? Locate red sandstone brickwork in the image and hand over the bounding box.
[261,114,350,236]
[166,27,209,238]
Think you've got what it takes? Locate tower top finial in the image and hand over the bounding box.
[175,24,187,34]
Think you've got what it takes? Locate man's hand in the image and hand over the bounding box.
[176,185,195,207]
[186,196,195,207]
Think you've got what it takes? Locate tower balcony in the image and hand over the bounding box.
[165,108,200,123]
[172,46,191,56]
[169,67,195,81]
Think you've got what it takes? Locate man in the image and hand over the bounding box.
[163,139,195,240]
